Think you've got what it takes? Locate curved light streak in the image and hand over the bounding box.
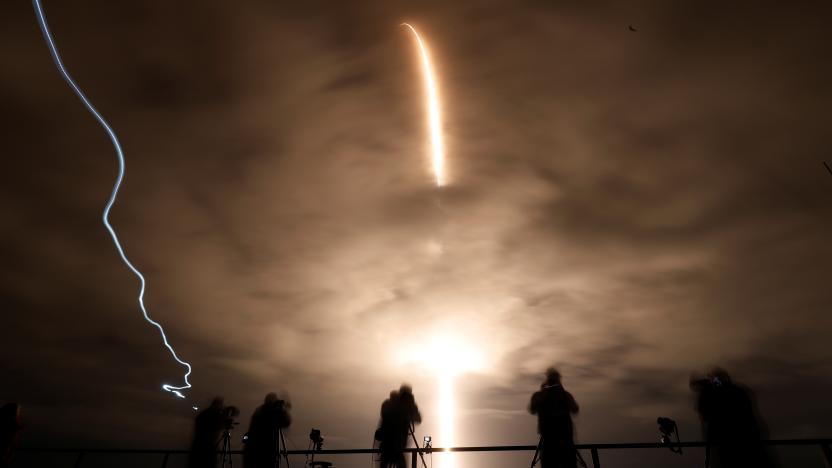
[32,0,192,399]
[402,23,446,187]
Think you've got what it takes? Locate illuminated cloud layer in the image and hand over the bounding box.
[2,1,831,466]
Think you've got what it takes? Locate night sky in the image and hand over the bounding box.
[2,1,832,467]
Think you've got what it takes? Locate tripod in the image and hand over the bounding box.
[529,436,587,468]
[275,427,291,468]
[408,425,429,468]
[306,433,331,468]
[220,427,235,468]
[306,438,319,467]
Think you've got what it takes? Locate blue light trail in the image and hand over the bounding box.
[32,0,192,399]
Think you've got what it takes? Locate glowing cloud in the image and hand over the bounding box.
[397,332,488,468]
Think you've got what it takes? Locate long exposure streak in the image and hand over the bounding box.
[32,0,192,399]
[402,23,446,187]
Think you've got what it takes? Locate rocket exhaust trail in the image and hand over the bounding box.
[402,23,455,466]
[402,23,446,187]
[32,0,192,399]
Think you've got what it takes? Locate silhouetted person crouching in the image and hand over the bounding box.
[244,392,292,468]
[190,397,226,468]
[529,368,580,468]
[690,367,777,468]
[0,403,23,468]
[376,385,422,468]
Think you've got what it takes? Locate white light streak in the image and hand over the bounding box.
[32,0,192,399]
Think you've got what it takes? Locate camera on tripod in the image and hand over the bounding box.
[423,435,432,449]
[219,405,241,468]
[223,406,241,431]
[309,428,324,451]
[656,417,682,454]
[306,428,332,468]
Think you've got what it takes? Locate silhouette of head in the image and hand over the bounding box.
[708,367,733,386]
[265,392,279,405]
[400,384,415,398]
[545,367,562,386]
[399,384,416,404]
[210,397,224,410]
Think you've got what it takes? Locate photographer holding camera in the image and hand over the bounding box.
[529,368,580,468]
[690,367,777,468]
[244,392,292,468]
[376,384,422,468]
[189,397,227,468]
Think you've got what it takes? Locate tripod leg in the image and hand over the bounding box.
[407,426,429,468]
[279,428,291,468]
[575,449,587,468]
[272,429,281,468]
[529,437,542,468]
[219,433,233,468]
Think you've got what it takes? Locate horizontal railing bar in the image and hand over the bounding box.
[16,439,832,456]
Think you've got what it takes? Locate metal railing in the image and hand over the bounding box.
[17,439,832,468]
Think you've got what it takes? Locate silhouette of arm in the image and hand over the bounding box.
[277,404,292,428]
[568,393,579,415]
[529,391,542,415]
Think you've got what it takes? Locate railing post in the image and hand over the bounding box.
[161,452,170,468]
[73,451,86,468]
[411,450,417,468]
[590,448,600,468]
[821,443,832,468]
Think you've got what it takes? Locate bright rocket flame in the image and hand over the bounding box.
[427,337,482,468]
[32,0,192,399]
[438,371,457,468]
[402,23,446,187]
[398,335,486,468]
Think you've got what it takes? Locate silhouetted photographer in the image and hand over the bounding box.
[690,367,778,468]
[376,384,422,468]
[190,397,227,468]
[529,368,580,468]
[244,392,292,468]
